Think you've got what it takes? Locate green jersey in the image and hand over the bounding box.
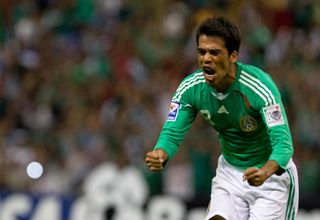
[154,62,293,170]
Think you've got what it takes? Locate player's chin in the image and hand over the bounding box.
[204,78,216,88]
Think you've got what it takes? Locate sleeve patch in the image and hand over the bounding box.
[167,101,180,121]
[263,104,285,128]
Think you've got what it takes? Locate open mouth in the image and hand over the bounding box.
[203,66,215,75]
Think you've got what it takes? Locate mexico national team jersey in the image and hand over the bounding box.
[154,62,293,170]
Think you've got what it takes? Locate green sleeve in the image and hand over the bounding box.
[259,80,293,169]
[154,94,197,159]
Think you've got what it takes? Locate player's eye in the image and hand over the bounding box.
[209,49,220,56]
[197,49,206,56]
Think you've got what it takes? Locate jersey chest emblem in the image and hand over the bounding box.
[240,115,258,132]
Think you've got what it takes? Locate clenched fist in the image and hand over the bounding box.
[243,160,280,186]
[243,167,268,186]
[145,149,168,171]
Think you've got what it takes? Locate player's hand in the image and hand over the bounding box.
[243,167,268,186]
[243,160,279,186]
[145,149,168,172]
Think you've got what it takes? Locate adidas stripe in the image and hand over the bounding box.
[285,168,296,220]
[173,73,205,101]
[240,71,276,106]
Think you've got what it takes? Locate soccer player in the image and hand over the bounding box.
[145,16,299,220]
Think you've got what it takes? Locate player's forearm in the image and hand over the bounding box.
[268,129,293,169]
[261,160,280,179]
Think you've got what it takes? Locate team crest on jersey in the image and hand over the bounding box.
[240,115,258,132]
[167,101,180,121]
[263,104,285,127]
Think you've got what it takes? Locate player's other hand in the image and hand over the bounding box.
[243,160,279,186]
[145,149,168,172]
[243,167,268,186]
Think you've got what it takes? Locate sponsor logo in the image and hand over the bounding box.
[167,101,180,121]
[240,115,258,132]
[263,104,285,127]
[218,105,229,114]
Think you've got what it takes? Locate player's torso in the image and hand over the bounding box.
[194,83,264,139]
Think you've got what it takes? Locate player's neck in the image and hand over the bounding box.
[216,63,237,93]
[228,63,237,81]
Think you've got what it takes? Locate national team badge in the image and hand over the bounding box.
[263,104,285,128]
[167,101,181,121]
[240,115,258,132]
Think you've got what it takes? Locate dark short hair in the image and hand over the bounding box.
[196,16,241,55]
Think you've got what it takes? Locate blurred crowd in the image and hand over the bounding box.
[0,0,319,210]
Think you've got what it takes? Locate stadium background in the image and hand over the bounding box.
[0,0,319,219]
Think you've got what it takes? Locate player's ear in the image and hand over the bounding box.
[229,50,239,63]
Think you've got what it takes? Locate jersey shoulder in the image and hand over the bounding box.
[237,62,280,107]
[172,70,206,102]
[239,63,274,83]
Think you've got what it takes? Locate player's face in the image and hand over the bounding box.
[197,34,238,92]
